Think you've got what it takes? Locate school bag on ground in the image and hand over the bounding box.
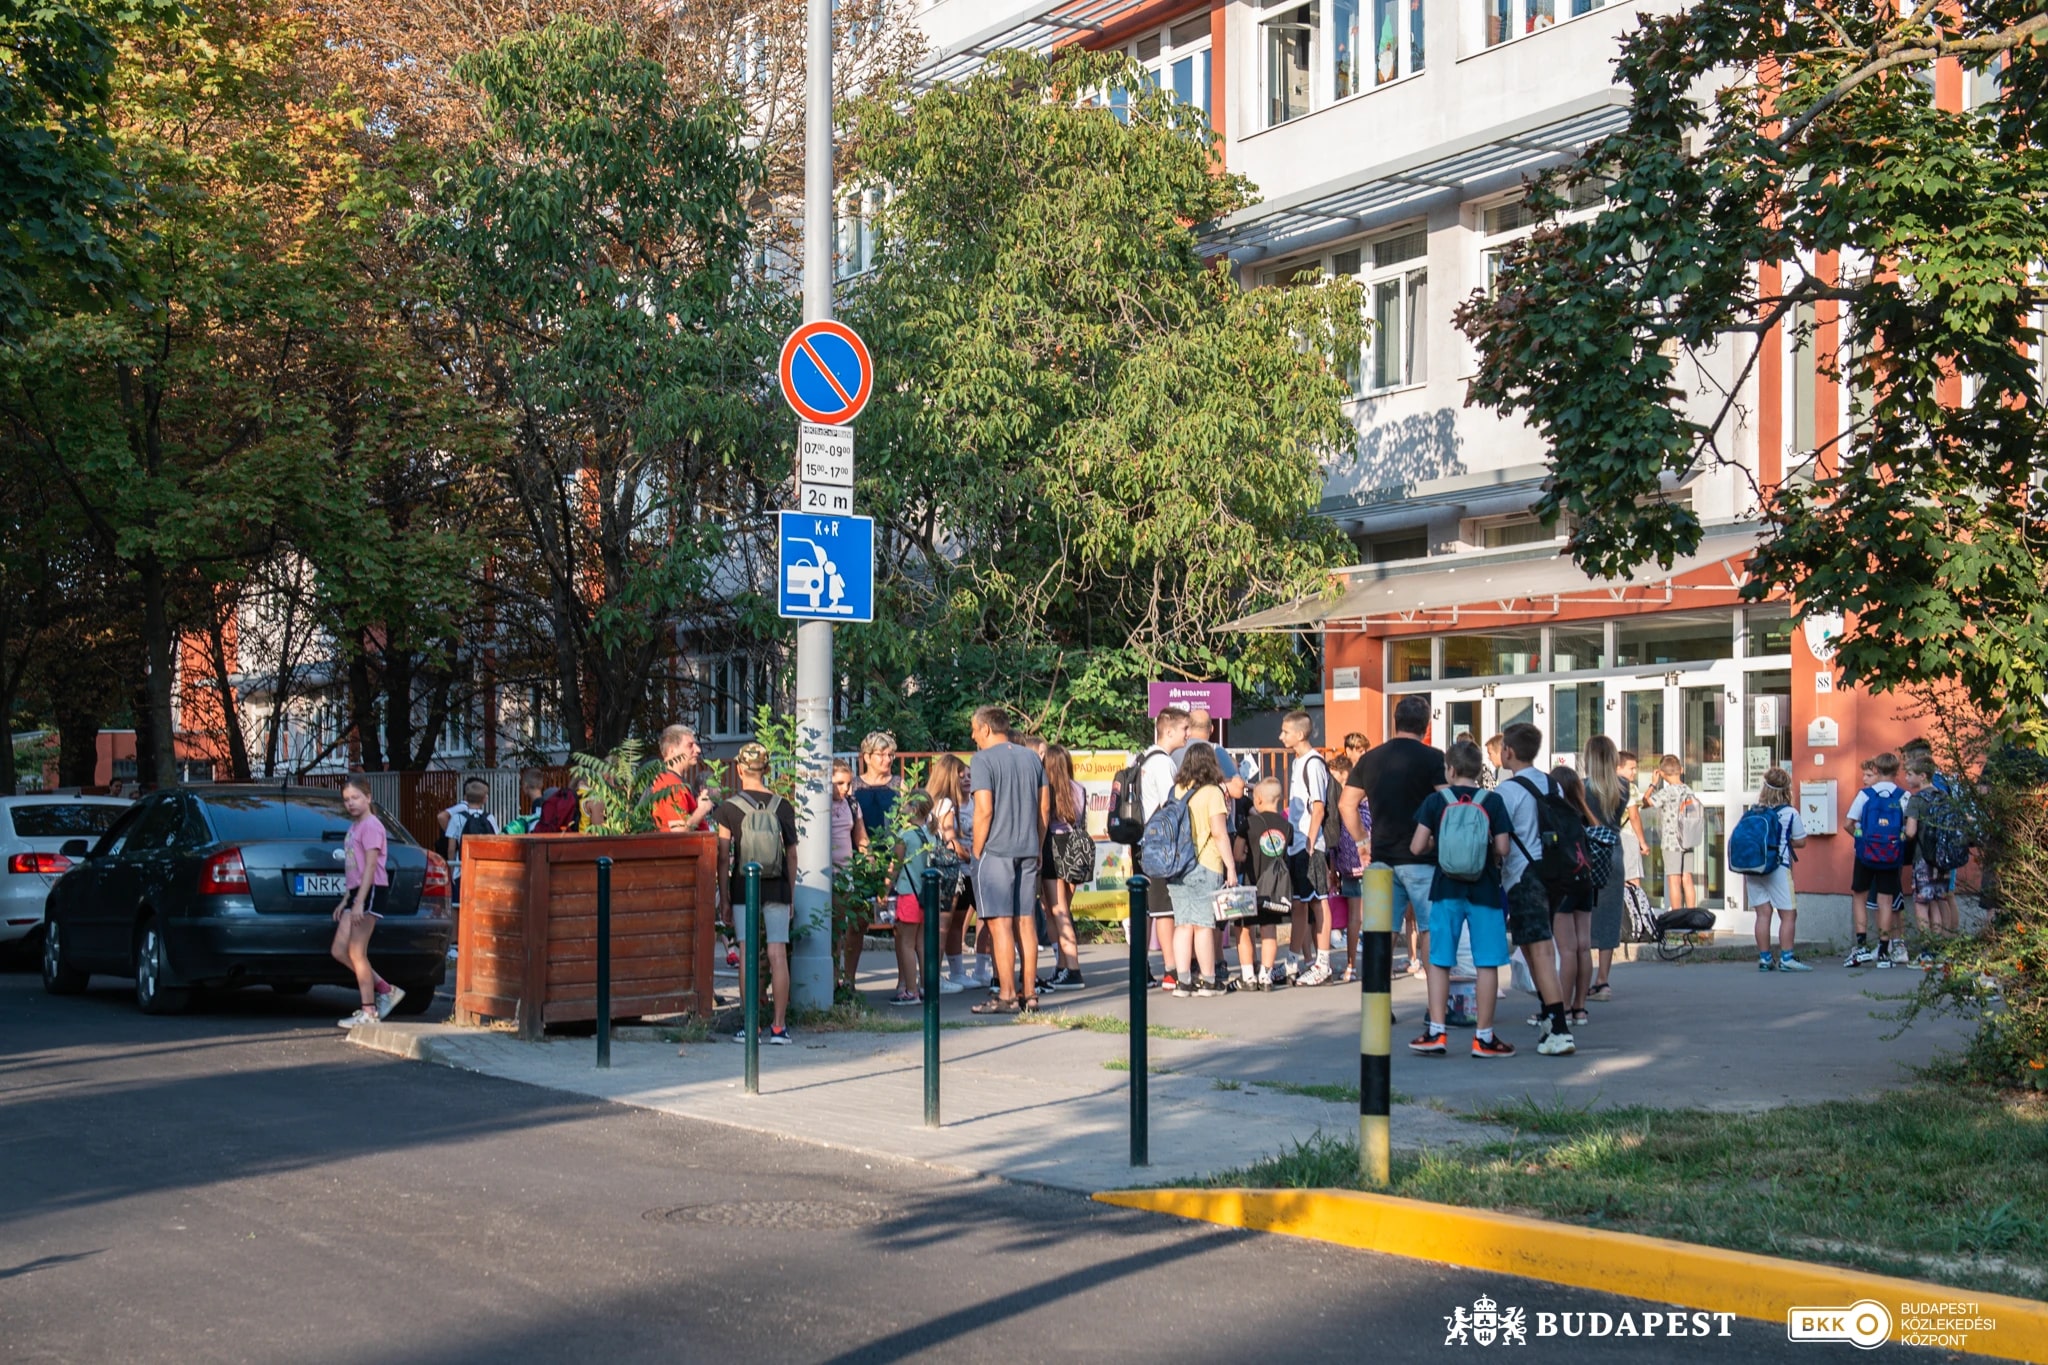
[1854,786,1907,867]
[1726,805,1785,877]
[1509,775,1591,887]
[1919,790,1973,872]
[1139,785,1198,882]
[1623,881,1659,942]
[736,792,788,878]
[1436,793,1494,883]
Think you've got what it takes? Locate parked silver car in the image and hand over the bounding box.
[0,794,133,953]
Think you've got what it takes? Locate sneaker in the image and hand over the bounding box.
[1758,953,1774,972]
[337,1007,379,1028]
[888,989,921,1006]
[767,1026,792,1045]
[1298,961,1333,987]
[1875,954,1893,970]
[726,947,741,968]
[1172,978,1194,998]
[1585,982,1612,1002]
[1844,944,1875,967]
[375,985,405,1020]
[1916,951,1936,970]
[1536,1024,1577,1056]
[446,944,460,962]
[1777,953,1813,973]
[1195,977,1225,998]
[1051,966,1085,989]
[937,975,966,995]
[1034,977,1059,995]
[1408,1030,1448,1055]
[1890,939,1909,965]
[1471,1033,1517,1058]
[1267,966,1289,988]
[1161,972,1180,993]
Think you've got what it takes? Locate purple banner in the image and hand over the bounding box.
[1148,681,1233,720]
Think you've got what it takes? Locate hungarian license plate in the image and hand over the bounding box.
[294,873,345,898]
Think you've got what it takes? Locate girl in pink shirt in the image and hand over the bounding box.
[332,778,401,1027]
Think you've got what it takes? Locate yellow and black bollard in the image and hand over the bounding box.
[1359,865,1394,1185]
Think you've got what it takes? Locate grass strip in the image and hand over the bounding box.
[1180,1086,2048,1300]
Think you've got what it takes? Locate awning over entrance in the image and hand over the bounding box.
[1222,529,1763,634]
[1203,91,1632,264]
[914,0,1166,86]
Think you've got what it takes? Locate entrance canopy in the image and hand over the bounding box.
[1222,528,1763,635]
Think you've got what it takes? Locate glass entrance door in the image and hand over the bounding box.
[1607,671,1745,910]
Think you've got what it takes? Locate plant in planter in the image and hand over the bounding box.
[568,740,666,834]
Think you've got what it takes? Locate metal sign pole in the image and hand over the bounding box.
[790,0,836,1011]
[1126,876,1150,1167]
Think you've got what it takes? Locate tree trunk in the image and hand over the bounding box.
[382,647,415,771]
[204,607,252,781]
[138,552,177,788]
[347,646,383,770]
[54,687,104,788]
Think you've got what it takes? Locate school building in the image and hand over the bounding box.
[912,0,1973,937]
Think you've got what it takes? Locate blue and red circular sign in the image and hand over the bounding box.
[778,320,873,426]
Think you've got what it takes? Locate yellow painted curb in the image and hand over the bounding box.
[1095,1188,2048,1363]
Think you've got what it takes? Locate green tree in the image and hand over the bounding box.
[842,50,1359,746]
[407,16,781,752]
[1458,1,2048,741]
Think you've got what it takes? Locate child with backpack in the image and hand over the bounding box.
[1728,768,1810,971]
[1235,778,1293,990]
[714,743,801,1043]
[1845,752,1908,968]
[1325,754,1366,982]
[1903,756,1966,955]
[1643,754,1704,912]
[885,792,939,1005]
[1407,739,1516,1057]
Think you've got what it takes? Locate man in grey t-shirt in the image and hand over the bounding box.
[969,704,1050,1010]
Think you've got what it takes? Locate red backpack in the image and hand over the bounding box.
[536,787,579,833]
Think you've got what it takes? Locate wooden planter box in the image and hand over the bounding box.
[454,832,720,1038]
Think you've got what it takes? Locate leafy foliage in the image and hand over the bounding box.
[841,50,1358,746]
[568,738,664,835]
[1458,1,2048,741]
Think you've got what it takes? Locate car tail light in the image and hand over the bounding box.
[201,848,250,895]
[423,852,451,903]
[8,852,72,875]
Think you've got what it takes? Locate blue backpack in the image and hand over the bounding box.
[1139,786,1199,882]
[1726,805,1784,876]
[1854,786,1907,868]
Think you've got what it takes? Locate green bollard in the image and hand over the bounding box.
[1126,874,1150,1167]
[922,866,941,1129]
[596,856,613,1070]
[744,861,762,1097]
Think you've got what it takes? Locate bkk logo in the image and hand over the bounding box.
[1444,1295,1738,1346]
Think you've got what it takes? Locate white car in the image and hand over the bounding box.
[0,794,132,952]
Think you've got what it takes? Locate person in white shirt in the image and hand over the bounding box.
[1135,707,1189,985]
[437,778,496,959]
[1495,723,1576,1056]
[1280,709,1334,986]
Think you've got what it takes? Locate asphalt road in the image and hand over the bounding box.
[0,968,1931,1364]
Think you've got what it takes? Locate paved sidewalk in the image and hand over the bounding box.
[351,945,1968,1194]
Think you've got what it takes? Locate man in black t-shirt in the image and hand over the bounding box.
[714,743,800,1045]
[1340,694,1447,974]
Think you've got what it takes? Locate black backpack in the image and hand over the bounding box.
[1108,749,1166,846]
[1510,775,1592,888]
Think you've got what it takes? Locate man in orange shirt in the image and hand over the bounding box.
[651,724,713,833]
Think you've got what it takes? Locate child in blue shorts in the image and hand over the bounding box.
[1407,739,1517,1058]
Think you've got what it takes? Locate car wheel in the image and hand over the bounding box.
[42,920,88,995]
[133,915,191,1015]
[391,981,436,1016]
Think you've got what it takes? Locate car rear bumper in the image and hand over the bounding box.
[163,915,451,988]
[0,878,50,943]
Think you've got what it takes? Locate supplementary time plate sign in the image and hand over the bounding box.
[779,320,872,426]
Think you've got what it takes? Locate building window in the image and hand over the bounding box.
[1110,17,1213,124]
[1485,0,1601,48]
[1368,531,1428,563]
[1387,637,1433,683]
[836,188,882,281]
[699,655,774,739]
[1364,227,1427,391]
[1442,628,1543,678]
[1744,606,1794,658]
[1469,514,1555,549]
[1265,3,1315,126]
[1613,612,1732,667]
[1550,623,1607,671]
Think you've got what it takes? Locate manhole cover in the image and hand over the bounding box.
[643,1200,890,1230]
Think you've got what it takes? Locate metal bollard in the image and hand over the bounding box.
[1360,865,1394,1185]
[744,862,762,1096]
[1126,874,1150,1167]
[922,866,941,1129]
[596,856,613,1069]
